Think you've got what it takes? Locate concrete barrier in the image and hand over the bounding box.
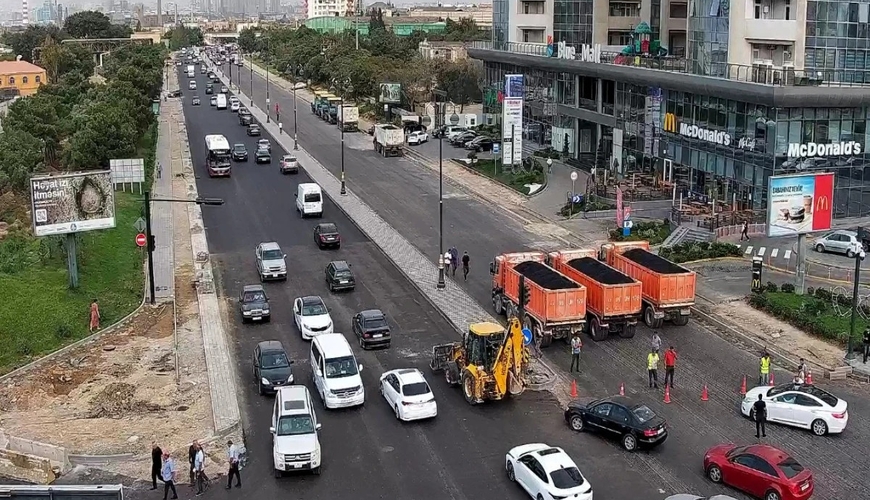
[0,430,70,484]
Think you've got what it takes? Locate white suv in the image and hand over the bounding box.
[271,386,321,476]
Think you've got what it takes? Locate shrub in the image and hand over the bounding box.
[766,281,779,292]
[609,220,672,244]
[780,283,796,293]
[806,286,815,296]
[661,241,742,263]
[748,290,870,344]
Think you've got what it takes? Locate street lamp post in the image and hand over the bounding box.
[144,192,224,304]
[293,68,299,150]
[249,55,253,106]
[338,93,347,195]
[847,248,867,359]
[434,89,447,289]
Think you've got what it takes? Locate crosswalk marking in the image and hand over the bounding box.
[745,246,754,255]
[736,244,742,250]
[771,248,779,258]
[758,247,766,256]
[784,249,792,259]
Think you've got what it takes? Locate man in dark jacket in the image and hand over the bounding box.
[188,440,199,485]
[863,328,870,363]
[753,394,767,438]
[150,442,163,489]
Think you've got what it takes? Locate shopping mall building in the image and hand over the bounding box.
[471,0,870,217]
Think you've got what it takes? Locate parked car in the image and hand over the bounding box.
[314,222,340,249]
[741,383,848,435]
[352,309,391,349]
[450,131,477,146]
[210,96,217,106]
[378,368,437,421]
[252,340,294,395]
[564,396,668,451]
[255,242,286,281]
[232,143,248,161]
[191,96,201,105]
[200,66,206,74]
[280,155,299,174]
[167,89,182,98]
[239,111,253,126]
[445,126,469,140]
[230,101,241,112]
[255,147,272,164]
[188,80,197,90]
[466,137,495,152]
[813,230,862,257]
[407,131,429,145]
[239,284,270,323]
[325,260,355,292]
[247,124,261,136]
[505,444,594,500]
[704,443,813,500]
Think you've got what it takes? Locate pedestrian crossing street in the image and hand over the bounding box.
[735,243,794,262]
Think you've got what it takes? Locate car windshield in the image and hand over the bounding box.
[324,355,358,378]
[233,145,245,151]
[276,415,314,436]
[260,352,289,368]
[334,270,352,278]
[258,149,269,155]
[778,457,805,479]
[304,193,321,203]
[319,224,337,233]
[302,301,327,316]
[243,291,265,302]
[550,467,585,489]
[402,381,430,396]
[632,405,656,424]
[365,317,387,329]
[262,249,283,260]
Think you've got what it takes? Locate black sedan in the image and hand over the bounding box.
[450,131,477,146]
[247,124,261,136]
[466,137,495,152]
[255,147,271,164]
[314,222,340,249]
[232,143,248,161]
[564,396,667,451]
[352,309,391,349]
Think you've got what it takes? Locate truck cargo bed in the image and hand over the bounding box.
[514,261,579,290]
[568,258,635,285]
[622,248,688,275]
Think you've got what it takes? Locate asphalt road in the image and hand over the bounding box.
[177,65,666,500]
[212,60,870,500]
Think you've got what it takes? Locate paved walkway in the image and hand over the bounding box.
[151,87,176,302]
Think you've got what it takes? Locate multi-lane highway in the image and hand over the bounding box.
[178,64,668,500]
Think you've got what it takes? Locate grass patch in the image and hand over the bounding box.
[749,285,870,345]
[659,241,743,263]
[609,219,672,245]
[459,158,545,194]
[558,195,615,217]
[0,193,145,374]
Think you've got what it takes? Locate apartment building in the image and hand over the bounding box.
[407,5,493,28]
[307,0,355,18]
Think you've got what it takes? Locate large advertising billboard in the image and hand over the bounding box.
[378,83,401,104]
[502,74,524,166]
[766,172,834,237]
[30,171,117,237]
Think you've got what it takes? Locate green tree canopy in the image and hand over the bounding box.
[164,26,205,50]
[63,11,131,39]
[2,25,64,62]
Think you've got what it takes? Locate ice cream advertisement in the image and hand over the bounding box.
[766,172,834,237]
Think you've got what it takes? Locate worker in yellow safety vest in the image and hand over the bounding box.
[647,349,660,389]
[759,351,771,386]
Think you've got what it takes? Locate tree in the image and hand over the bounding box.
[443,18,488,42]
[2,25,64,62]
[165,27,205,50]
[238,28,262,53]
[63,11,130,39]
[64,101,139,170]
[434,60,481,109]
[0,130,45,192]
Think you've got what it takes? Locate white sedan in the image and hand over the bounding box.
[506,443,593,500]
[378,369,437,421]
[407,131,429,145]
[740,383,848,435]
[230,101,241,112]
[293,296,333,340]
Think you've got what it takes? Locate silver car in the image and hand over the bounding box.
[256,242,287,281]
[813,230,862,257]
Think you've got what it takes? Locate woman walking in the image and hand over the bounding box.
[89,299,101,332]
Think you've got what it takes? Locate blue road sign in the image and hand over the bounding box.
[492,143,500,154]
[521,328,533,346]
[623,227,630,236]
[571,194,583,204]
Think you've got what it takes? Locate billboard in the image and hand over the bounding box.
[378,83,401,104]
[502,74,524,166]
[30,171,117,237]
[766,172,834,237]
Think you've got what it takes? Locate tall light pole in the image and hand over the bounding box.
[434,89,447,289]
[332,85,347,195]
[847,247,867,359]
[292,65,299,150]
[249,54,253,106]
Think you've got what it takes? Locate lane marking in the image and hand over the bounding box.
[784,249,792,259]
[770,248,779,258]
[745,246,754,255]
[758,247,766,257]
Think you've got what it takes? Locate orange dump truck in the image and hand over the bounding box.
[601,241,696,328]
[548,249,642,341]
[490,251,587,347]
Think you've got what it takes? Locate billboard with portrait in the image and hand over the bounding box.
[379,83,401,104]
[766,172,834,237]
[30,171,117,237]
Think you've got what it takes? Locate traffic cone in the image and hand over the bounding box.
[663,384,671,404]
[701,384,709,401]
[570,380,578,398]
[769,372,775,386]
[740,375,747,395]
[805,371,813,385]
[619,382,625,396]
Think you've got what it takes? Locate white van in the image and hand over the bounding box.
[271,386,322,476]
[295,183,323,218]
[310,334,364,409]
[216,93,227,110]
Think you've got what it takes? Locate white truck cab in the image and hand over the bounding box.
[310,334,364,409]
[295,183,323,218]
[271,386,321,476]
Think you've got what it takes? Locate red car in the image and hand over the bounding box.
[704,444,813,500]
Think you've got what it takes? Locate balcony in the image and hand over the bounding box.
[745,18,799,42]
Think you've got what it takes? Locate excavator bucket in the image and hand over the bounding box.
[430,343,457,372]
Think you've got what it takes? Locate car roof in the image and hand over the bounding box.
[257,340,285,352]
[317,222,337,230]
[360,309,384,319]
[260,241,281,251]
[394,368,425,384]
[598,395,645,409]
[243,284,265,292]
[233,143,245,147]
[530,447,573,472]
[742,444,793,463]
[301,295,325,306]
[276,386,311,414]
[330,260,350,270]
[283,154,296,159]
[313,333,353,356]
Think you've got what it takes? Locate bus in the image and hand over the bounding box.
[205,134,232,177]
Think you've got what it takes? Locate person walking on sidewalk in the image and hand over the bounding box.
[461,251,470,281]
[663,346,677,387]
[89,299,101,332]
[187,440,198,485]
[449,247,459,277]
[647,349,660,389]
[226,440,241,489]
[740,220,749,241]
[651,332,662,353]
[753,393,767,438]
[161,452,179,500]
[759,351,771,386]
[863,327,870,363]
[150,442,163,490]
[443,251,453,277]
[569,334,582,372]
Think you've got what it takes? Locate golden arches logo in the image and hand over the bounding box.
[816,195,829,211]
[664,113,677,133]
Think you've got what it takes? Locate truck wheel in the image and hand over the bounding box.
[643,305,661,328]
[539,332,552,348]
[461,369,480,405]
[492,294,505,315]
[619,323,636,338]
[672,314,690,326]
[590,318,607,341]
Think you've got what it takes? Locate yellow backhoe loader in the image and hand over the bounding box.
[429,316,530,405]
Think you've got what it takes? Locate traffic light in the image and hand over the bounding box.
[751,256,763,292]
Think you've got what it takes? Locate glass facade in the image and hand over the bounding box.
[493,0,509,46]
[805,0,870,83]
[481,59,870,218]
[553,0,594,46]
[688,0,730,77]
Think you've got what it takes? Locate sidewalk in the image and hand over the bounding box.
[151,85,176,302]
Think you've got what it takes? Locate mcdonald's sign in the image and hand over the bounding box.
[816,195,829,212]
[663,113,677,133]
[766,172,835,237]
